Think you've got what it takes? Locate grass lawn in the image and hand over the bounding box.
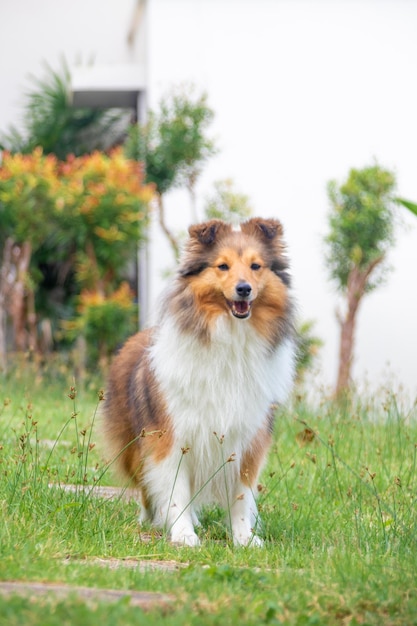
[1,357,416,625]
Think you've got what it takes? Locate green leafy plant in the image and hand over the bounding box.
[295,319,323,384]
[64,283,137,367]
[0,60,126,159]
[396,197,417,217]
[125,85,217,258]
[204,179,253,224]
[324,164,396,395]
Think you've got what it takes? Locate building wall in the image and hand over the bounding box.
[1,0,145,130]
[146,0,417,397]
[1,0,417,395]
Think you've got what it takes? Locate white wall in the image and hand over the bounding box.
[1,0,416,396]
[146,0,417,397]
[0,0,144,131]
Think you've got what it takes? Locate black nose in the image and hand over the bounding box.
[236,282,252,298]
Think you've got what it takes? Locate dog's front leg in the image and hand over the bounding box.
[230,485,263,547]
[150,460,200,547]
[166,480,200,546]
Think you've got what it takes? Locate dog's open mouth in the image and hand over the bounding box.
[227,300,252,319]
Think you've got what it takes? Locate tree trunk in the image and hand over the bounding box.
[26,287,37,352]
[335,293,359,395]
[9,241,33,352]
[0,304,6,372]
[0,239,14,371]
[156,194,180,260]
[335,256,384,397]
[85,239,104,295]
[187,173,199,224]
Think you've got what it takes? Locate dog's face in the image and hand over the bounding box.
[211,245,267,319]
[179,218,291,325]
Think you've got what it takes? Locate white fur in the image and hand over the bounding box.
[144,313,296,546]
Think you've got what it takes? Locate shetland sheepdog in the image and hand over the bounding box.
[104,218,296,546]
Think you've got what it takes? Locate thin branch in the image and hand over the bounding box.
[156,194,180,260]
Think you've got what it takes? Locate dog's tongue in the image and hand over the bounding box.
[234,301,250,315]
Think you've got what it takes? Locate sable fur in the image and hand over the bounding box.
[104,217,296,546]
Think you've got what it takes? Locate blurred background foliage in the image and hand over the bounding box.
[0,61,321,383]
[324,164,397,395]
[0,148,152,365]
[0,59,127,158]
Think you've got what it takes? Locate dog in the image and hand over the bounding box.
[103,217,296,546]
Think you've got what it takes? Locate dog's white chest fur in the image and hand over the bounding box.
[150,315,295,466]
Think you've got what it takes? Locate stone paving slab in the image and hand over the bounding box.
[0,581,172,609]
[2,485,182,610]
[49,483,139,502]
[64,557,188,572]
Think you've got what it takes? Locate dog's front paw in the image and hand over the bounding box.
[233,532,264,548]
[247,534,264,547]
[170,530,201,547]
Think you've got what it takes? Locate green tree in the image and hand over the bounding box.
[324,164,396,395]
[125,85,217,258]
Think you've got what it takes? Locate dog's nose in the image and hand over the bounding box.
[236,282,252,298]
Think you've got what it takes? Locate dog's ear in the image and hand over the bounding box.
[188,220,230,245]
[241,218,283,241]
[241,218,290,285]
[271,258,291,286]
[179,220,230,277]
[179,261,209,277]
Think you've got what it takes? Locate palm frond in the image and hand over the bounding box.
[396,197,417,217]
[0,59,127,158]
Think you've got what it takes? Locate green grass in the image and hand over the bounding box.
[1,358,417,625]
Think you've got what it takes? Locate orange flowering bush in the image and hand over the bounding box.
[0,147,153,277]
[0,147,154,355]
[0,148,60,248]
[55,148,154,291]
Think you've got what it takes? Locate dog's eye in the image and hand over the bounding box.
[217,263,229,271]
[251,263,261,270]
